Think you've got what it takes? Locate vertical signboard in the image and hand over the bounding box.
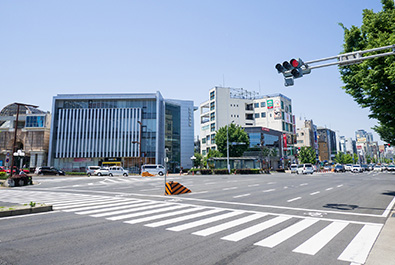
[267,99,273,109]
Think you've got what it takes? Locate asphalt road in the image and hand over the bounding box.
[1,170,394,265]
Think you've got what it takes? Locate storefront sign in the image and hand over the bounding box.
[267,99,273,109]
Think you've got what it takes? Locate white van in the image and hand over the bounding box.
[290,164,298,174]
[297,164,314,174]
[141,164,166,176]
[108,166,128,176]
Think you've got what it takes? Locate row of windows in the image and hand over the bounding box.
[282,122,294,133]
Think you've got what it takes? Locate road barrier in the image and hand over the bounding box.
[141,171,155,177]
[165,181,191,195]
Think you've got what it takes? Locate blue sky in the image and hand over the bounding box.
[0,0,387,143]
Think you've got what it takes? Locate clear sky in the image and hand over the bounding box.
[0,0,387,143]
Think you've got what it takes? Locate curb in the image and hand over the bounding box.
[0,205,53,218]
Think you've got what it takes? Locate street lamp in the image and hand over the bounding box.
[8,103,38,177]
[132,120,143,173]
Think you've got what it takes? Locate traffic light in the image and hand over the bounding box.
[275,58,310,86]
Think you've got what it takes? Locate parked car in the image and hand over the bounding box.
[297,163,314,174]
[37,167,65,176]
[108,166,128,176]
[344,164,353,171]
[334,164,345,172]
[5,166,29,174]
[373,165,383,172]
[361,164,368,171]
[387,165,395,172]
[0,166,6,172]
[352,164,362,173]
[141,164,166,176]
[290,164,298,174]
[86,166,110,176]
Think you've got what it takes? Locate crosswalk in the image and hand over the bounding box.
[0,190,382,264]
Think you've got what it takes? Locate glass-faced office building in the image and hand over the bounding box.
[48,92,195,173]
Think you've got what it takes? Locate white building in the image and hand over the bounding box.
[199,86,295,156]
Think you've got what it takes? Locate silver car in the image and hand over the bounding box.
[87,166,110,176]
[108,166,129,176]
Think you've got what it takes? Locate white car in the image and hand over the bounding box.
[373,165,383,172]
[297,164,314,174]
[290,164,298,174]
[344,164,353,171]
[86,166,110,176]
[141,164,166,176]
[108,166,129,176]
[352,164,362,173]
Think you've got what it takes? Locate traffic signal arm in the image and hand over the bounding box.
[275,44,395,86]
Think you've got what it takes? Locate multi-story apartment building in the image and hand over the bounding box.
[48,92,195,173]
[199,87,295,158]
[0,103,51,170]
[317,127,337,162]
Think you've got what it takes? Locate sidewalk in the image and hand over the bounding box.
[365,210,395,265]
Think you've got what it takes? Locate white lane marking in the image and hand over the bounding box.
[382,196,395,217]
[56,198,133,210]
[145,209,223,228]
[233,194,251,198]
[338,224,383,264]
[124,207,203,224]
[310,191,320,195]
[227,180,238,183]
[300,183,308,186]
[205,182,217,185]
[192,213,266,236]
[337,184,343,188]
[283,186,288,189]
[62,200,144,212]
[91,203,167,218]
[140,188,160,191]
[248,184,260,187]
[75,201,151,215]
[221,216,291,242]
[287,197,301,202]
[326,187,333,191]
[192,191,208,195]
[167,211,243,232]
[267,182,276,185]
[223,187,237,191]
[263,189,276,193]
[254,219,318,248]
[108,205,188,221]
[293,221,348,255]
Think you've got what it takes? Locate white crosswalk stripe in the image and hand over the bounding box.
[0,190,383,264]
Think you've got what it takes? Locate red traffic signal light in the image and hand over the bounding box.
[290,59,300,68]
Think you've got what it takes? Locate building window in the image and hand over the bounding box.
[26,116,45,127]
[210,123,215,132]
[255,113,259,118]
[210,112,215,121]
[245,104,253,111]
[202,150,207,155]
[282,122,285,131]
[289,105,292,113]
[246,114,254,120]
[210,91,215,100]
[202,138,206,144]
[282,112,285,120]
[254,103,259,108]
[211,134,215,144]
[207,135,210,141]
[261,102,266,107]
[210,102,215,111]
[261,112,266,118]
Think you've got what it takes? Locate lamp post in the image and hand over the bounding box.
[132,120,143,174]
[8,103,38,177]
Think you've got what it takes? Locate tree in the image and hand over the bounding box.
[215,124,250,157]
[343,153,354,164]
[192,152,203,168]
[298,146,316,164]
[339,0,395,145]
[334,152,346,164]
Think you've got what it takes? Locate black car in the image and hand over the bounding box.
[37,167,65,176]
[334,165,345,172]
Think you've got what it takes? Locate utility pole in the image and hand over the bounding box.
[275,44,395,86]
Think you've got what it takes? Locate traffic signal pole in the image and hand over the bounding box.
[275,44,395,86]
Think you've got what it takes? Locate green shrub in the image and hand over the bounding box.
[213,169,229,175]
[234,168,261,174]
[65,172,87,175]
[0,172,8,179]
[200,169,213,175]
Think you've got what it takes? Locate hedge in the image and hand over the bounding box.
[234,168,261,174]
